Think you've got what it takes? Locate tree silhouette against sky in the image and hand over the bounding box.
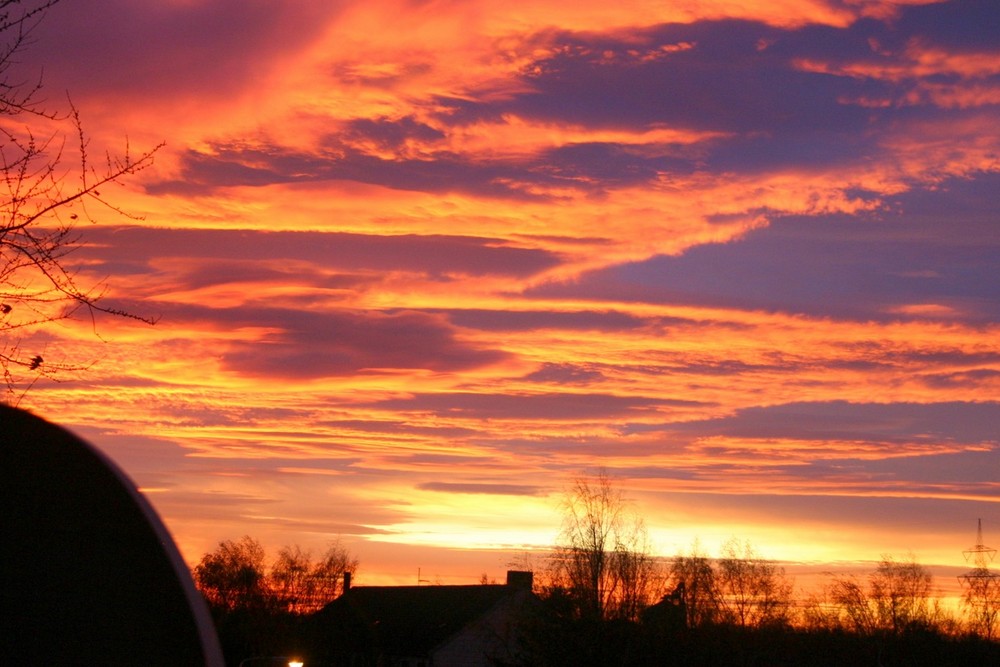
[0,0,159,400]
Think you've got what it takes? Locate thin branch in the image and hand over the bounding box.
[0,2,163,398]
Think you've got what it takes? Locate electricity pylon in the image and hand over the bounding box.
[961,518,998,576]
[959,519,1000,639]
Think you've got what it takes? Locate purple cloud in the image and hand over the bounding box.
[365,391,707,421]
[80,227,561,279]
[27,1,341,102]
[440,308,655,332]
[665,400,1000,446]
[214,308,508,378]
[522,363,607,386]
[417,482,545,496]
[146,140,584,199]
[128,1,1000,204]
[529,172,1000,323]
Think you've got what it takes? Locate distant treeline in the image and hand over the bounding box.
[192,474,1000,665]
[191,532,1000,667]
[543,474,1000,637]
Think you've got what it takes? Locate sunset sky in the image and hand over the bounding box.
[11,0,1000,585]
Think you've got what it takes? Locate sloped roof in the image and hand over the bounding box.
[316,583,518,658]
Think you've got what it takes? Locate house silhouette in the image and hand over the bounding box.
[308,570,536,666]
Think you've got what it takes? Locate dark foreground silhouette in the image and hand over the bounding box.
[206,576,1000,667]
[0,405,223,665]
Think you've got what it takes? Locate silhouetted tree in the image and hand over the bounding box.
[550,471,663,622]
[829,574,878,635]
[830,554,938,635]
[195,536,358,615]
[0,0,161,399]
[670,540,719,628]
[715,538,793,629]
[872,555,937,633]
[270,544,312,613]
[195,536,275,613]
[195,536,359,665]
[271,541,358,613]
[798,586,841,633]
[612,534,663,623]
[961,572,1000,639]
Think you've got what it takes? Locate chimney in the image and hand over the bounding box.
[343,571,352,593]
[505,570,533,590]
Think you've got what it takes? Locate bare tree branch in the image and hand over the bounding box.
[0,1,161,401]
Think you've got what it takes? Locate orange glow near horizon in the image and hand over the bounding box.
[6,0,1000,593]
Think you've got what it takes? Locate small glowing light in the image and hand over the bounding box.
[288,661,304,667]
